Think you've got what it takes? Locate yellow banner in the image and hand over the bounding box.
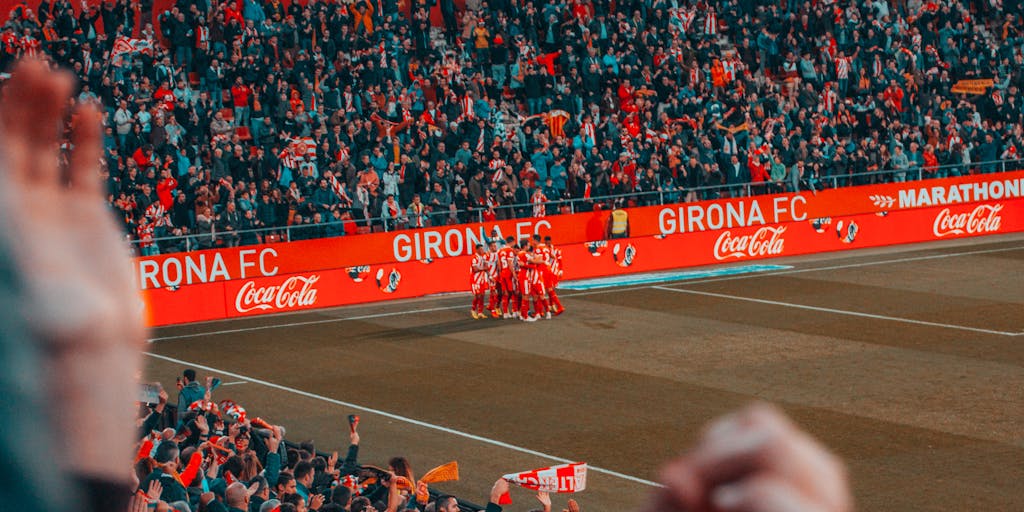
[951,78,993,95]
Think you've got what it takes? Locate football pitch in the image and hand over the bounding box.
[145,233,1024,511]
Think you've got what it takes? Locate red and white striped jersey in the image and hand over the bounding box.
[487,251,500,280]
[675,9,694,33]
[703,9,717,35]
[497,246,517,276]
[550,247,563,277]
[531,190,548,218]
[136,221,155,248]
[278,137,317,169]
[489,158,506,184]
[407,202,426,228]
[947,133,962,148]
[722,59,735,82]
[534,243,553,268]
[196,25,209,50]
[835,56,851,79]
[471,253,490,289]
[821,87,837,112]
[471,253,489,274]
[476,130,486,152]
[19,36,39,58]
[581,122,596,145]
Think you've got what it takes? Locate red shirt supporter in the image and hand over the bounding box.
[613,156,638,187]
[231,83,251,108]
[153,85,175,111]
[157,174,178,209]
[223,5,244,25]
[884,83,905,113]
[536,51,560,76]
[747,147,770,183]
[922,147,939,175]
[133,147,153,170]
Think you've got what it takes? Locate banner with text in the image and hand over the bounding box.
[140,173,1024,325]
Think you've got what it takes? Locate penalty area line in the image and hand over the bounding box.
[144,352,664,489]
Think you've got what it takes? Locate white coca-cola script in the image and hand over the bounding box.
[713,226,787,260]
[235,275,320,313]
[933,204,1003,237]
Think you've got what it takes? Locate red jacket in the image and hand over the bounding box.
[922,151,938,172]
[883,86,904,113]
[132,148,152,169]
[157,177,178,209]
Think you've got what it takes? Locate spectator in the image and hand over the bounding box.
[1,0,1018,256]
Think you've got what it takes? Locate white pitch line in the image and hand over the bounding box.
[148,244,1024,342]
[148,305,469,342]
[654,244,1024,287]
[145,352,663,488]
[651,286,1022,336]
[219,381,248,386]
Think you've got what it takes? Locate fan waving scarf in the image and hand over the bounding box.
[498,462,587,504]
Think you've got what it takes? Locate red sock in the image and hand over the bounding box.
[549,291,563,312]
[520,296,530,318]
[536,297,548,316]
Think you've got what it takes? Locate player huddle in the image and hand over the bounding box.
[470,234,565,322]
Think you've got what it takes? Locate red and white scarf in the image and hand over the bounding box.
[498,462,587,504]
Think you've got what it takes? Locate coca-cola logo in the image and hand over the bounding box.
[234,275,320,313]
[933,204,1003,237]
[713,227,787,260]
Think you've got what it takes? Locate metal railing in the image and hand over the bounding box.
[131,158,1023,254]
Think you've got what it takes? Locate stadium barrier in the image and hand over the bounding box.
[133,159,1024,254]
[139,170,1024,326]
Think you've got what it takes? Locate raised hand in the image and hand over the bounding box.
[536,491,552,512]
[0,58,145,483]
[639,403,851,512]
[146,479,163,501]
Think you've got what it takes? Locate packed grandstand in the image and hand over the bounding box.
[4,0,1023,509]
[6,0,1024,507]
[1,0,1021,256]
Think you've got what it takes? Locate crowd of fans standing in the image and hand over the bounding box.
[3,0,1024,254]
[134,369,571,512]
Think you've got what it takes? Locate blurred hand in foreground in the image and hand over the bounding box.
[639,403,852,512]
[0,58,145,483]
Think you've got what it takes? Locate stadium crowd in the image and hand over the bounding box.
[131,369,577,512]
[0,56,854,512]
[2,0,1023,253]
